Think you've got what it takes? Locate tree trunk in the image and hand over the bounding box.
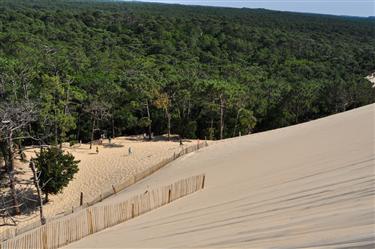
[0,157,5,173]
[219,95,225,140]
[59,134,63,149]
[146,100,152,140]
[209,118,214,140]
[111,115,115,138]
[90,117,95,149]
[187,100,191,119]
[54,92,58,146]
[60,87,70,149]
[166,111,171,141]
[30,162,46,225]
[76,112,81,141]
[7,130,20,215]
[54,119,58,146]
[232,109,240,137]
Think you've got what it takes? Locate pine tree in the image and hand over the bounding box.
[32,147,80,202]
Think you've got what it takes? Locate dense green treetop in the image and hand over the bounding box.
[0,0,374,142]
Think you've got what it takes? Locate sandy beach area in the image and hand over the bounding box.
[1,136,203,232]
[66,104,374,248]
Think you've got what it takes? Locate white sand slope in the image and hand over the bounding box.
[66,104,375,248]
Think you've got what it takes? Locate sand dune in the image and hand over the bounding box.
[66,104,375,248]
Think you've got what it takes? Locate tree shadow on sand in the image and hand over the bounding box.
[124,135,192,143]
[1,169,41,223]
[103,143,124,148]
[1,187,40,217]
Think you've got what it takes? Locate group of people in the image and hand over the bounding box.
[95,136,133,156]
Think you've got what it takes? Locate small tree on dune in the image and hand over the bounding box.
[32,147,79,202]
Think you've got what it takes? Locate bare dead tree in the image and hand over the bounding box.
[0,63,51,222]
[29,161,45,225]
[0,102,36,215]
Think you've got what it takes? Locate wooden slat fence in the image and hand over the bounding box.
[0,174,205,249]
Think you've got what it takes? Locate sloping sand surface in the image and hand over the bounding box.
[66,104,375,248]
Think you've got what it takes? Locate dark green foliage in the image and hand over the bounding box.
[0,0,374,141]
[32,147,79,201]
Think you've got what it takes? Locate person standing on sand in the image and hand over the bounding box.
[96,146,99,154]
[128,147,132,155]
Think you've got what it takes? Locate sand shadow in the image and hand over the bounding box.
[0,187,40,217]
[123,136,145,141]
[129,135,193,143]
[103,143,124,148]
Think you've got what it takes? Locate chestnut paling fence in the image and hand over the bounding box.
[0,141,209,242]
[0,174,206,249]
